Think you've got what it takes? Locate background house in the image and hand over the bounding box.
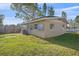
[4,25,21,33]
[0,15,4,33]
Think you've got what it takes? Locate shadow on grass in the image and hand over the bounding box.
[43,33,79,51]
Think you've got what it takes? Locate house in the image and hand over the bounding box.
[4,25,21,33]
[22,16,68,38]
[0,15,4,33]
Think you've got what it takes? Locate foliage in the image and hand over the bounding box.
[48,6,55,16]
[0,33,79,56]
[11,3,43,20]
[10,3,55,20]
[42,3,47,16]
[75,15,79,23]
[62,11,67,19]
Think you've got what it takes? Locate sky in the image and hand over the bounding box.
[0,3,79,25]
[0,3,23,25]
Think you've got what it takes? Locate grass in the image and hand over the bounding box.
[0,33,79,56]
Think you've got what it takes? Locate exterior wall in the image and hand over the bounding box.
[43,19,66,38]
[0,18,4,33]
[0,25,4,33]
[28,18,66,38]
[29,21,46,38]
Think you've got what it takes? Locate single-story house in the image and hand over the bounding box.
[22,16,68,38]
[4,25,21,33]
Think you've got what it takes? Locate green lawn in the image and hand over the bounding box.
[0,33,79,56]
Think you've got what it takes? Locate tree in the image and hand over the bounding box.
[11,3,43,20]
[10,3,43,33]
[11,3,36,20]
[43,3,47,16]
[33,3,43,18]
[48,6,55,16]
[75,15,79,23]
[62,11,67,19]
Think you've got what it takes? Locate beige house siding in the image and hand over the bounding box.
[44,19,66,38]
[29,21,46,38]
[26,18,66,38]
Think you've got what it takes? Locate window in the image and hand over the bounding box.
[34,24,44,30]
[50,24,54,29]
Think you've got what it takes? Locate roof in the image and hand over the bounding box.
[32,16,58,20]
[21,16,68,25]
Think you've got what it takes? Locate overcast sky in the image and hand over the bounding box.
[0,3,79,25]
